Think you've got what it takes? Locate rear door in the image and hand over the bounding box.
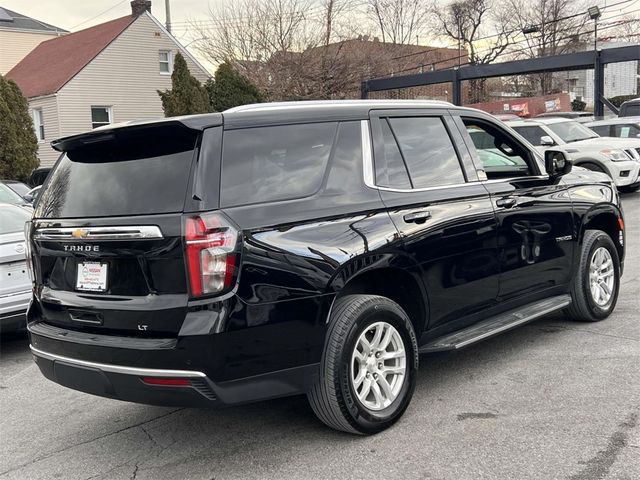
[368,110,499,331]
[455,113,575,302]
[29,123,200,337]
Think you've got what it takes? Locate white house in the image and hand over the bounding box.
[6,0,210,167]
[0,6,67,75]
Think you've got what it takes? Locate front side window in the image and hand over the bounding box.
[376,119,412,189]
[33,108,44,141]
[220,122,338,207]
[91,106,112,129]
[159,50,172,74]
[374,116,465,189]
[387,117,465,189]
[463,118,533,179]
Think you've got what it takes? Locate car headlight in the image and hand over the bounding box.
[599,149,631,162]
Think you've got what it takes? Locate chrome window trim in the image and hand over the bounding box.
[361,119,375,188]
[30,345,206,378]
[33,226,163,241]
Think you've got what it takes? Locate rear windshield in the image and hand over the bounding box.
[220,122,338,207]
[35,125,198,218]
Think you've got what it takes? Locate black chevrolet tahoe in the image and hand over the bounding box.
[26,100,625,434]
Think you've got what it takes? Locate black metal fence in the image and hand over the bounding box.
[361,45,640,116]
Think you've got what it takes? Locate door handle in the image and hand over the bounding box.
[496,197,517,209]
[403,210,431,224]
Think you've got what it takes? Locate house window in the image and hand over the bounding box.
[91,106,112,129]
[159,50,172,74]
[33,108,44,142]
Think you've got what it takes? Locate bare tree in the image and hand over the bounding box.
[431,0,518,102]
[365,0,429,44]
[506,0,588,92]
[606,15,640,43]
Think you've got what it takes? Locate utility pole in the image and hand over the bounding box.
[165,0,172,33]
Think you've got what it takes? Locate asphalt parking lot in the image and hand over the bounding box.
[1,192,638,480]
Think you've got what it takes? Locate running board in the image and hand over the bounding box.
[419,294,572,353]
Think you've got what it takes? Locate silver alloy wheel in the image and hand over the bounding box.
[589,246,615,307]
[350,321,406,411]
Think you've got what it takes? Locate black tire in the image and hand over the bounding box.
[564,229,620,322]
[307,294,418,434]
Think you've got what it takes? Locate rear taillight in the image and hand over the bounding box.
[184,212,239,298]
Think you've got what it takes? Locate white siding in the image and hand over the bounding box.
[0,29,61,75]
[28,95,61,167]
[57,14,210,138]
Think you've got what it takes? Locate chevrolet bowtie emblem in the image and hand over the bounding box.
[72,228,89,239]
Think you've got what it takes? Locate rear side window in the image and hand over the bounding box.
[512,125,550,146]
[589,125,610,137]
[35,125,198,218]
[614,124,640,138]
[221,122,337,207]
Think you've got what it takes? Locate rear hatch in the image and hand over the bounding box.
[29,123,201,337]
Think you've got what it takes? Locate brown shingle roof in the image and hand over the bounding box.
[6,15,136,98]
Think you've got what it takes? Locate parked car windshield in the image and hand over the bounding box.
[0,183,26,205]
[5,181,31,197]
[547,121,599,143]
[0,204,31,234]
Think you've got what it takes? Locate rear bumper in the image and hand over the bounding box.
[30,345,218,407]
[28,324,320,408]
[0,290,31,332]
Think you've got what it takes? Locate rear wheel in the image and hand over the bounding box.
[307,295,418,434]
[565,229,620,322]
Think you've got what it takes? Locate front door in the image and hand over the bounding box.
[455,114,575,303]
[367,110,500,331]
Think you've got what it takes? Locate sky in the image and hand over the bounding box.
[2,0,638,74]
[1,0,211,44]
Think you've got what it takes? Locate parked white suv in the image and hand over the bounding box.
[507,118,640,191]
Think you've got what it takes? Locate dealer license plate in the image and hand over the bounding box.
[76,262,108,292]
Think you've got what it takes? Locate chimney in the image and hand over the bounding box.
[131,0,151,16]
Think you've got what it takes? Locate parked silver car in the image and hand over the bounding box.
[0,203,32,333]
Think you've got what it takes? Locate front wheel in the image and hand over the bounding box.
[565,229,620,322]
[307,295,418,434]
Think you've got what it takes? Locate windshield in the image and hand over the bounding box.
[0,183,25,205]
[547,121,599,143]
[0,204,31,234]
[6,182,30,197]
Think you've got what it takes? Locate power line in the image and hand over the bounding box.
[390,0,638,62]
[69,0,129,31]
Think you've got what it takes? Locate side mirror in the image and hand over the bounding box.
[545,150,572,178]
[540,135,555,146]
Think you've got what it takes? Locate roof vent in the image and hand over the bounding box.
[131,0,151,17]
